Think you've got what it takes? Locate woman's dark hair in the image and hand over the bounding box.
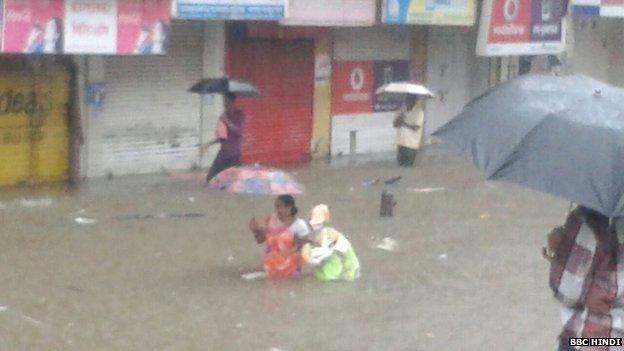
[277,194,298,216]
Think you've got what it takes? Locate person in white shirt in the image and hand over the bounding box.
[393,95,425,167]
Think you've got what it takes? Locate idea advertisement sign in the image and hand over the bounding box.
[477,0,566,56]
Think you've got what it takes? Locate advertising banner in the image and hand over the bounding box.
[476,0,566,56]
[0,0,170,55]
[3,0,64,54]
[373,61,410,112]
[176,0,284,20]
[117,0,170,54]
[281,0,375,26]
[332,60,411,115]
[571,0,624,17]
[63,0,117,54]
[332,61,374,115]
[382,0,475,26]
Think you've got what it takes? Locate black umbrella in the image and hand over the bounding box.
[433,74,624,217]
[189,77,260,96]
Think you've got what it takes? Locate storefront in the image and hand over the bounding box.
[0,57,76,186]
[85,21,210,177]
[226,23,318,164]
[330,26,419,156]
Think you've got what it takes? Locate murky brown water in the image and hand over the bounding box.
[0,148,567,350]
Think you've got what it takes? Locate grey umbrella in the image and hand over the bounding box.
[189,77,260,96]
[433,74,624,217]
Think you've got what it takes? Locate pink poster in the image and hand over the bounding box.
[117,0,170,55]
[3,0,64,54]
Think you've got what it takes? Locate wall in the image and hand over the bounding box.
[200,21,226,168]
[562,17,624,87]
[424,27,491,137]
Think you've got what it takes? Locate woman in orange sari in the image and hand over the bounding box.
[249,195,310,279]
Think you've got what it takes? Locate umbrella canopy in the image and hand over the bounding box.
[189,77,260,96]
[208,166,304,195]
[375,82,435,98]
[433,74,624,217]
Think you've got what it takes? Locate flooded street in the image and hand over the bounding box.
[1,147,566,350]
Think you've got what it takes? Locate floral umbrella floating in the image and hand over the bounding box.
[208,165,304,195]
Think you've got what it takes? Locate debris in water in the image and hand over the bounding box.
[241,271,267,281]
[188,197,196,202]
[289,291,296,298]
[0,306,7,312]
[22,315,42,327]
[376,237,398,252]
[236,323,243,328]
[406,187,445,193]
[269,348,285,351]
[227,255,234,262]
[384,176,402,185]
[426,332,435,338]
[480,213,490,219]
[114,213,205,221]
[18,198,54,208]
[439,253,448,260]
[349,186,355,192]
[362,178,380,187]
[74,217,97,225]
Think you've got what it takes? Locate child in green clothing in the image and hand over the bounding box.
[301,204,360,281]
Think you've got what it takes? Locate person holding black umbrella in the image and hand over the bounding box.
[543,206,624,351]
[205,93,246,182]
[189,77,258,182]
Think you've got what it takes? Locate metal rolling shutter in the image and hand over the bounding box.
[229,39,314,164]
[91,21,204,177]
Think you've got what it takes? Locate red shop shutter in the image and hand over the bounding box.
[227,39,314,164]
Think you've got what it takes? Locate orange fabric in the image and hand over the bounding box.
[262,214,301,279]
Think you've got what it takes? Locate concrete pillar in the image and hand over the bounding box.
[200,21,226,168]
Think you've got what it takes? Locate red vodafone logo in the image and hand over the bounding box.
[350,67,365,91]
[503,0,520,21]
[489,0,530,43]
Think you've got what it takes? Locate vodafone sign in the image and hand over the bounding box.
[331,60,410,115]
[477,0,566,56]
[332,61,374,115]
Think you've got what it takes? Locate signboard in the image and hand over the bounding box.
[117,0,171,54]
[373,61,410,112]
[176,0,284,20]
[476,0,566,56]
[571,0,624,17]
[3,0,64,54]
[64,0,117,54]
[0,0,170,55]
[281,0,375,26]
[382,0,476,26]
[332,60,410,115]
[332,61,374,115]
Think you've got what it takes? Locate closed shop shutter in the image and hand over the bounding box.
[228,39,314,164]
[90,21,204,177]
[0,58,70,186]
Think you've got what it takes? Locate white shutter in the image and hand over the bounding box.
[90,21,204,177]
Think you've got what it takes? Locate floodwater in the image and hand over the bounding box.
[0,147,566,350]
